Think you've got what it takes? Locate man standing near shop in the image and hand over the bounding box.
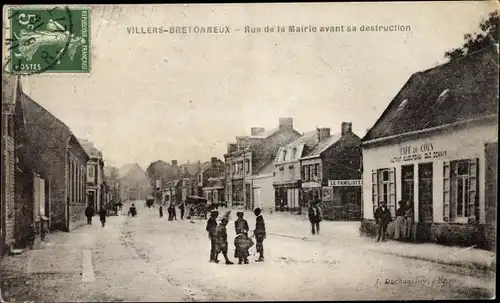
[308,200,322,235]
[374,200,392,242]
[206,210,219,262]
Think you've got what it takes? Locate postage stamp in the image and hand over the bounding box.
[6,6,90,74]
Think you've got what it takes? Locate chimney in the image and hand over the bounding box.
[318,128,331,141]
[172,160,178,167]
[227,143,237,153]
[341,122,352,136]
[251,127,265,136]
[211,157,218,165]
[279,117,293,129]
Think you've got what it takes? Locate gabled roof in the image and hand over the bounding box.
[200,161,211,172]
[275,131,320,163]
[363,47,499,142]
[249,127,279,139]
[79,139,103,159]
[20,92,89,173]
[302,133,343,158]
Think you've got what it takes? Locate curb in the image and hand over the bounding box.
[269,232,496,273]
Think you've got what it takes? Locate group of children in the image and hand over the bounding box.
[206,207,267,265]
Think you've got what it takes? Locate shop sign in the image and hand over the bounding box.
[328,179,362,186]
[322,187,333,201]
[391,142,448,163]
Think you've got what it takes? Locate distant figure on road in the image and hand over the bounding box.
[308,200,322,235]
[179,203,185,220]
[215,218,234,265]
[128,203,137,217]
[99,206,107,227]
[85,205,95,225]
[172,204,177,220]
[253,207,266,262]
[206,210,219,263]
[374,201,392,242]
[394,201,406,241]
[159,205,164,218]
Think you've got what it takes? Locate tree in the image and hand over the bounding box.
[445,10,499,61]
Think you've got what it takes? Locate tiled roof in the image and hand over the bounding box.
[275,131,320,163]
[249,127,279,139]
[302,133,343,158]
[363,47,499,142]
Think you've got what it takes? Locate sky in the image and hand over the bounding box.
[17,2,498,169]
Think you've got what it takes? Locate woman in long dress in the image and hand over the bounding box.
[394,201,406,241]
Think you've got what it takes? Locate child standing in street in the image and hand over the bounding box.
[159,205,164,218]
[234,212,252,264]
[253,207,267,262]
[214,218,234,265]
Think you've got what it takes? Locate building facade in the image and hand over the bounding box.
[118,163,151,201]
[80,140,105,211]
[273,130,322,212]
[202,176,225,205]
[360,47,498,250]
[299,123,362,220]
[225,118,301,210]
[1,75,19,255]
[20,90,89,232]
[197,157,225,196]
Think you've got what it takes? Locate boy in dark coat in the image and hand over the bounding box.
[206,210,219,262]
[234,212,252,264]
[85,205,94,225]
[128,203,137,217]
[374,201,392,242]
[99,206,107,227]
[179,203,185,220]
[214,218,234,265]
[308,200,322,235]
[159,205,164,218]
[253,207,266,262]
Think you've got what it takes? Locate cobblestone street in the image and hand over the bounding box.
[0,202,495,302]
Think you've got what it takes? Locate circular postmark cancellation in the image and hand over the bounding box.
[4,5,91,75]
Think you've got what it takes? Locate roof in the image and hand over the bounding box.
[200,161,211,172]
[275,131,320,163]
[363,47,499,142]
[118,163,150,188]
[19,91,90,174]
[249,127,279,139]
[79,139,103,158]
[302,133,343,158]
[179,162,200,175]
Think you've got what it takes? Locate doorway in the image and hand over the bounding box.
[418,163,433,222]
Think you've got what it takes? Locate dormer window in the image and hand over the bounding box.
[282,150,287,161]
[437,89,450,104]
[292,147,297,159]
[397,99,408,111]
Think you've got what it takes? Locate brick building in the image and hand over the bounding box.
[198,157,225,197]
[299,123,362,220]
[225,118,301,210]
[360,47,498,250]
[80,140,105,211]
[20,90,89,232]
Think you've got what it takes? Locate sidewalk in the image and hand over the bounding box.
[230,208,496,272]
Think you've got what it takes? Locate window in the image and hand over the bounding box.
[87,165,95,182]
[314,164,320,178]
[292,148,297,159]
[443,158,478,221]
[372,168,396,217]
[282,150,287,161]
[245,160,250,174]
[401,165,414,205]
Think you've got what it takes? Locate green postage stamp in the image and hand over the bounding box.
[7,6,90,74]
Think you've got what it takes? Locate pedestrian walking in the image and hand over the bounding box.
[128,203,137,217]
[404,202,414,242]
[234,212,252,264]
[374,201,392,242]
[167,205,173,221]
[189,205,196,222]
[172,204,177,220]
[159,205,164,218]
[85,204,95,225]
[394,201,406,241]
[308,200,322,235]
[214,218,234,265]
[206,210,219,263]
[99,206,107,227]
[179,203,185,220]
[253,207,266,262]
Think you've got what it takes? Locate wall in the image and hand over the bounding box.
[362,121,497,225]
[251,174,274,211]
[3,136,15,248]
[67,145,88,231]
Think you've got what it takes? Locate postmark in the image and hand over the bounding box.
[4,6,90,74]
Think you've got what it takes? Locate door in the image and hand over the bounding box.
[88,191,95,209]
[418,163,433,222]
[253,188,261,208]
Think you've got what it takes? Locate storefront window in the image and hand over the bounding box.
[443,158,478,222]
[372,168,396,217]
[402,165,414,205]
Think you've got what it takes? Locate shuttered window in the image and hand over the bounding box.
[468,158,478,220]
[371,169,378,216]
[443,161,451,221]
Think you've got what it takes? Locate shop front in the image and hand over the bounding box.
[361,120,497,249]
